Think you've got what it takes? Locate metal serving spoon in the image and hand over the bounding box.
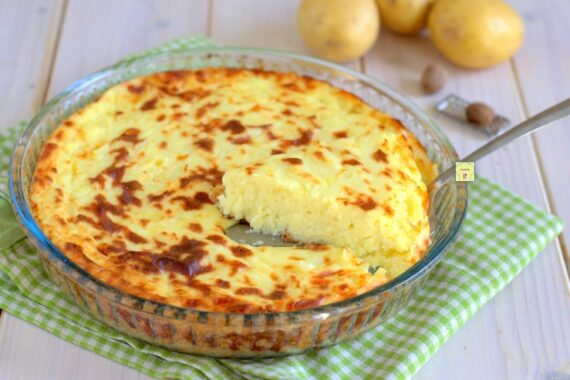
[225,98,570,247]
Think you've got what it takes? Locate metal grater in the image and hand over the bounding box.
[435,94,510,136]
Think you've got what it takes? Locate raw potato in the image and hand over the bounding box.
[298,0,380,62]
[428,0,524,69]
[377,0,432,35]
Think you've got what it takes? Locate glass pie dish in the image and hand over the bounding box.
[9,48,468,358]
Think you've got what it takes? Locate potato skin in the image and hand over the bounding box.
[428,0,524,69]
[298,0,380,62]
[377,0,432,35]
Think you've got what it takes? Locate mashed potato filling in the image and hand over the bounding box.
[219,129,432,276]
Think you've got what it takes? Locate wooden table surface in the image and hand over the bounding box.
[1,0,569,379]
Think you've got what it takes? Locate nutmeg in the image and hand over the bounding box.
[421,64,447,94]
[466,102,495,126]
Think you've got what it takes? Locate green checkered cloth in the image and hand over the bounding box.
[0,35,563,380]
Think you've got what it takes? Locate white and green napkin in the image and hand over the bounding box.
[0,35,563,380]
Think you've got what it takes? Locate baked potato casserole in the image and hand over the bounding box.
[30,68,436,313]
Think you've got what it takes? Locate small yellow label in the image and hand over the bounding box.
[455,162,475,182]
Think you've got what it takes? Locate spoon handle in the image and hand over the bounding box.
[435,98,570,186]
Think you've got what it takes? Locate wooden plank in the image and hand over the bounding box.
[211,0,304,51]
[363,29,570,379]
[211,0,361,69]
[0,0,65,127]
[0,0,208,378]
[510,0,570,269]
[49,0,209,96]
[0,317,151,380]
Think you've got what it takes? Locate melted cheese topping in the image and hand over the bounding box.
[30,68,436,312]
